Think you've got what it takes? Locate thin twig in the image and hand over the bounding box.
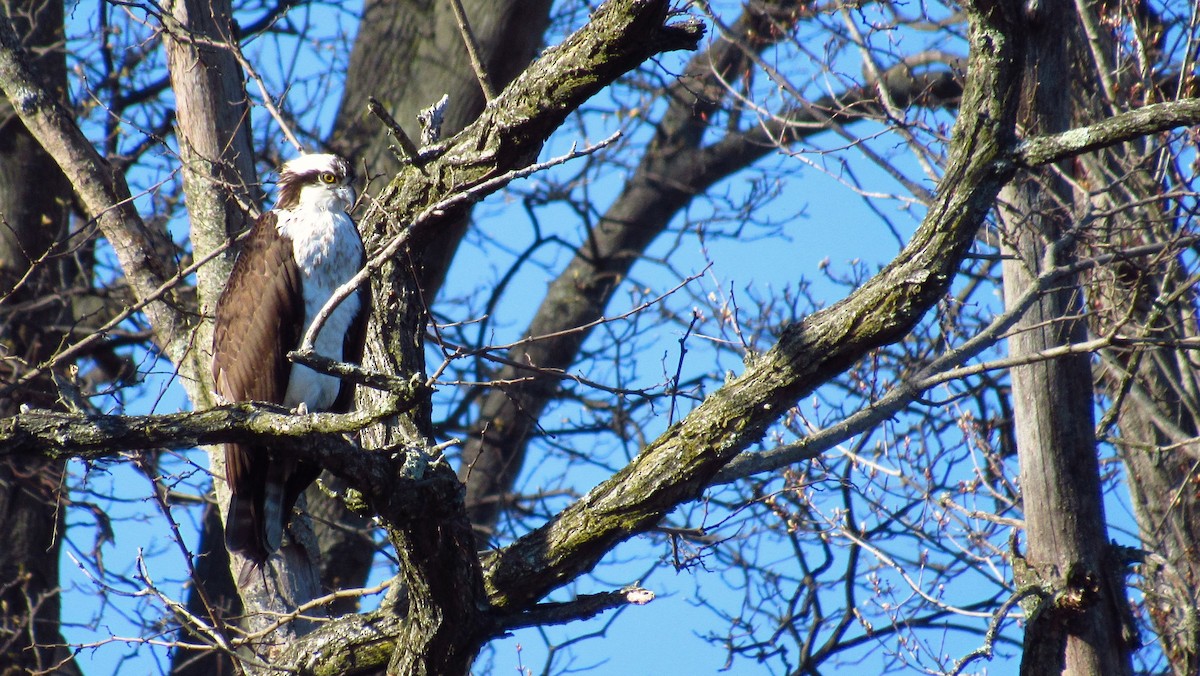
[235,578,393,643]
[368,96,422,163]
[287,351,430,399]
[227,38,304,152]
[0,231,243,399]
[498,586,655,632]
[715,232,1200,483]
[948,590,1030,676]
[428,264,706,395]
[448,0,497,101]
[132,552,248,670]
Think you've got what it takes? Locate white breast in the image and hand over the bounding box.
[276,203,364,411]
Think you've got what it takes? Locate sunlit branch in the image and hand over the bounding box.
[716,232,1200,482]
[235,578,393,644]
[1015,98,1200,167]
[1,404,383,460]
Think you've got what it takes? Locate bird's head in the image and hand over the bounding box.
[274,153,356,213]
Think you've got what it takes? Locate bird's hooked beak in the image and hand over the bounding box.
[336,184,356,211]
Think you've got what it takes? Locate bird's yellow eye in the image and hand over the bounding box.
[319,172,337,184]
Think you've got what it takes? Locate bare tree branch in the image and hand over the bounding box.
[0,5,189,363]
[481,0,1028,611]
[1015,98,1200,167]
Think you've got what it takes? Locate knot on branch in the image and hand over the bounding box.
[1012,556,1100,626]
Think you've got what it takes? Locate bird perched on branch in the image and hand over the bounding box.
[211,153,366,566]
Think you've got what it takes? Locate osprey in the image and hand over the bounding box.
[212,153,366,565]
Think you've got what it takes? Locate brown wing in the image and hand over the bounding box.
[211,211,304,563]
[212,210,303,407]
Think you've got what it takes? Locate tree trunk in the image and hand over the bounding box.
[1000,1,1133,673]
[1116,378,1200,675]
[1064,4,1200,671]
[0,1,79,673]
[1083,107,1200,676]
[1078,111,1199,676]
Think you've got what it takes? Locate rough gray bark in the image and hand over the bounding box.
[1087,148,1199,672]
[159,0,324,667]
[1087,170,1200,673]
[999,1,1133,673]
[0,1,79,674]
[480,0,1024,603]
[1116,366,1200,676]
[305,1,708,670]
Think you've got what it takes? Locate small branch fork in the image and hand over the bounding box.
[235,578,393,645]
[369,96,423,163]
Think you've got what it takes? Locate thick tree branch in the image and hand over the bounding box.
[456,0,971,543]
[268,2,706,672]
[161,0,260,409]
[1,405,382,461]
[481,0,1026,612]
[356,0,704,253]
[1015,97,1200,167]
[499,586,655,632]
[459,0,816,541]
